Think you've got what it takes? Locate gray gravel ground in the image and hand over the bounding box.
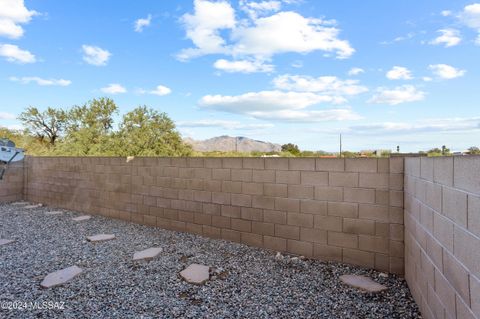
[0,203,421,319]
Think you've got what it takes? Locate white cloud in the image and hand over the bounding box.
[430,29,461,47]
[0,112,16,120]
[368,85,425,105]
[200,90,341,112]
[0,43,35,63]
[273,74,368,96]
[380,32,417,45]
[9,76,71,86]
[149,85,172,96]
[82,45,111,66]
[429,64,465,79]
[198,90,362,122]
[134,14,152,32]
[441,10,452,17]
[137,85,172,96]
[291,60,303,68]
[100,83,127,94]
[460,3,480,29]
[177,0,236,60]
[386,66,413,80]
[348,67,364,76]
[459,3,480,43]
[0,0,37,39]
[422,76,433,82]
[178,1,354,64]
[214,58,274,73]
[231,11,354,59]
[248,108,362,122]
[240,0,282,19]
[178,119,274,130]
[348,117,480,134]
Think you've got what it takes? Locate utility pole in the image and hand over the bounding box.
[339,134,342,158]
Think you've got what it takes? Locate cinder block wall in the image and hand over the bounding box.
[24,156,405,274]
[404,156,480,319]
[0,161,24,202]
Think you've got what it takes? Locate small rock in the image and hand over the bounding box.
[0,239,15,246]
[340,274,388,293]
[45,211,63,215]
[25,204,42,209]
[379,272,389,278]
[180,264,210,285]
[11,201,29,206]
[72,215,91,221]
[40,266,82,288]
[86,234,115,242]
[133,247,163,261]
[275,252,283,260]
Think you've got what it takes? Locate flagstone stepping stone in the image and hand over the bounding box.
[340,274,388,293]
[133,247,163,261]
[72,215,91,221]
[40,266,83,288]
[0,239,15,246]
[11,201,29,206]
[25,204,42,209]
[86,234,115,242]
[45,211,63,215]
[180,264,210,285]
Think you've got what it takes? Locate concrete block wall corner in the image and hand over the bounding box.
[2,155,480,318]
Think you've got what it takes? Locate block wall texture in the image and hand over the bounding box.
[25,156,405,274]
[0,161,24,202]
[404,156,480,319]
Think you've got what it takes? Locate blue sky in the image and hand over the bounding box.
[1,0,479,152]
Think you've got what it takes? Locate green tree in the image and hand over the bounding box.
[58,98,118,155]
[427,146,451,157]
[468,146,480,155]
[114,106,191,156]
[67,97,118,133]
[18,106,67,145]
[281,143,300,156]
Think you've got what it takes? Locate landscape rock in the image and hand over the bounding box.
[24,204,42,209]
[86,234,115,242]
[40,266,83,288]
[180,264,210,285]
[0,239,15,246]
[72,215,91,221]
[1,202,421,318]
[340,274,388,293]
[133,247,162,261]
[11,201,29,206]
[45,211,63,215]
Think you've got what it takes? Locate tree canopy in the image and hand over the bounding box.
[16,98,192,157]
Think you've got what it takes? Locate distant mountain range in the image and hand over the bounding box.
[184,136,282,153]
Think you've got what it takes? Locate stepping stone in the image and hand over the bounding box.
[180,264,210,285]
[0,239,15,246]
[86,234,115,242]
[11,201,29,206]
[133,247,163,261]
[25,204,42,209]
[45,211,63,215]
[40,266,82,288]
[340,275,388,293]
[72,215,91,221]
